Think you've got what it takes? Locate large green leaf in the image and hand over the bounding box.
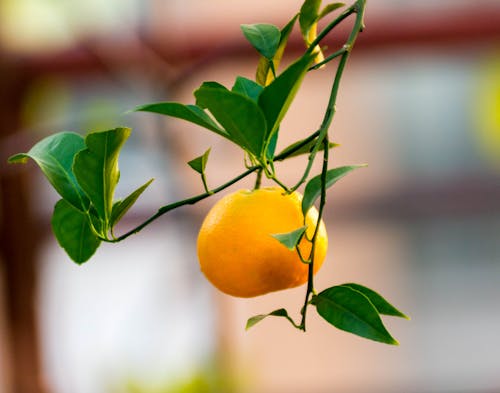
[134,102,228,138]
[302,164,366,215]
[241,23,280,59]
[256,14,298,86]
[51,199,101,264]
[258,53,315,141]
[194,86,267,157]
[313,285,399,345]
[246,308,298,330]
[73,128,130,226]
[232,76,263,102]
[110,178,154,228]
[8,132,89,211]
[342,283,410,319]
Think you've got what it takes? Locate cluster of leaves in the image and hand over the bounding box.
[9,129,153,263]
[9,0,408,344]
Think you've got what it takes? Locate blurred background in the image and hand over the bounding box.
[1,0,500,392]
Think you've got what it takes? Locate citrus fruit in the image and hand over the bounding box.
[197,187,328,297]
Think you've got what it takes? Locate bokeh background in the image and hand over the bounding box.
[1,0,500,392]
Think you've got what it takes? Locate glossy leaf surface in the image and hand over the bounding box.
[276,137,338,160]
[271,226,307,250]
[241,23,280,59]
[246,308,297,330]
[110,178,154,228]
[188,148,211,174]
[195,86,267,157]
[51,199,101,264]
[232,77,263,102]
[258,53,314,141]
[256,14,298,86]
[302,164,366,215]
[8,132,89,211]
[342,283,410,319]
[73,128,130,225]
[314,285,398,345]
[135,102,227,138]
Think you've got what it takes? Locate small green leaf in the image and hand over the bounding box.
[246,308,298,330]
[271,226,307,250]
[110,178,154,228]
[51,199,101,264]
[299,0,325,65]
[314,285,399,345]
[342,283,410,319]
[241,23,280,59]
[232,77,263,102]
[299,0,321,39]
[194,85,267,157]
[188,148,211,174]
[276,137,338,160]
[134,102,228,138]
[302,164,366,215]
[318,2,345,20]
[258,53,315,142]
[73,127,130,226]
[8,132,89,211]
[256,14,298,86]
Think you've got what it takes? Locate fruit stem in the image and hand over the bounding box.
[254,168,263,190]
[300,135,330,331]
[297,0,366,330]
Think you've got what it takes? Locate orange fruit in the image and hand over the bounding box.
[197,187,328,297]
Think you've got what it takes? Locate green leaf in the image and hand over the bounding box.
[342,283,410,319]
[194,86,267,157]
[188,148,211,174]
[8,132,89,211]
[110,178,154,228]
[241,23,280,59]
[266,131,279,160]
[276,136,338,160]
[232,77,263,102]
[271,226,307,250]
[134,102,228,138]
[318,2,345,19]
[299,0,321,40]
[51,199,101,264]
[313,285,399,345]
[258,53,315,142]
[73,127,130,226]
[256,14,298,86]
[302,164,366,215]
[299,0,325,65]
[246,308,298,330]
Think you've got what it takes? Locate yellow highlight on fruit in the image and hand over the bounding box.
[197,187,328,297]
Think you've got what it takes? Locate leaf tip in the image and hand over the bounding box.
[7,153,28,164]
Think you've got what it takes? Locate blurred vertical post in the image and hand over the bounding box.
[0,58,48,393]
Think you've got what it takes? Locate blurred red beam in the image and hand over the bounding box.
[8,4,500,79]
